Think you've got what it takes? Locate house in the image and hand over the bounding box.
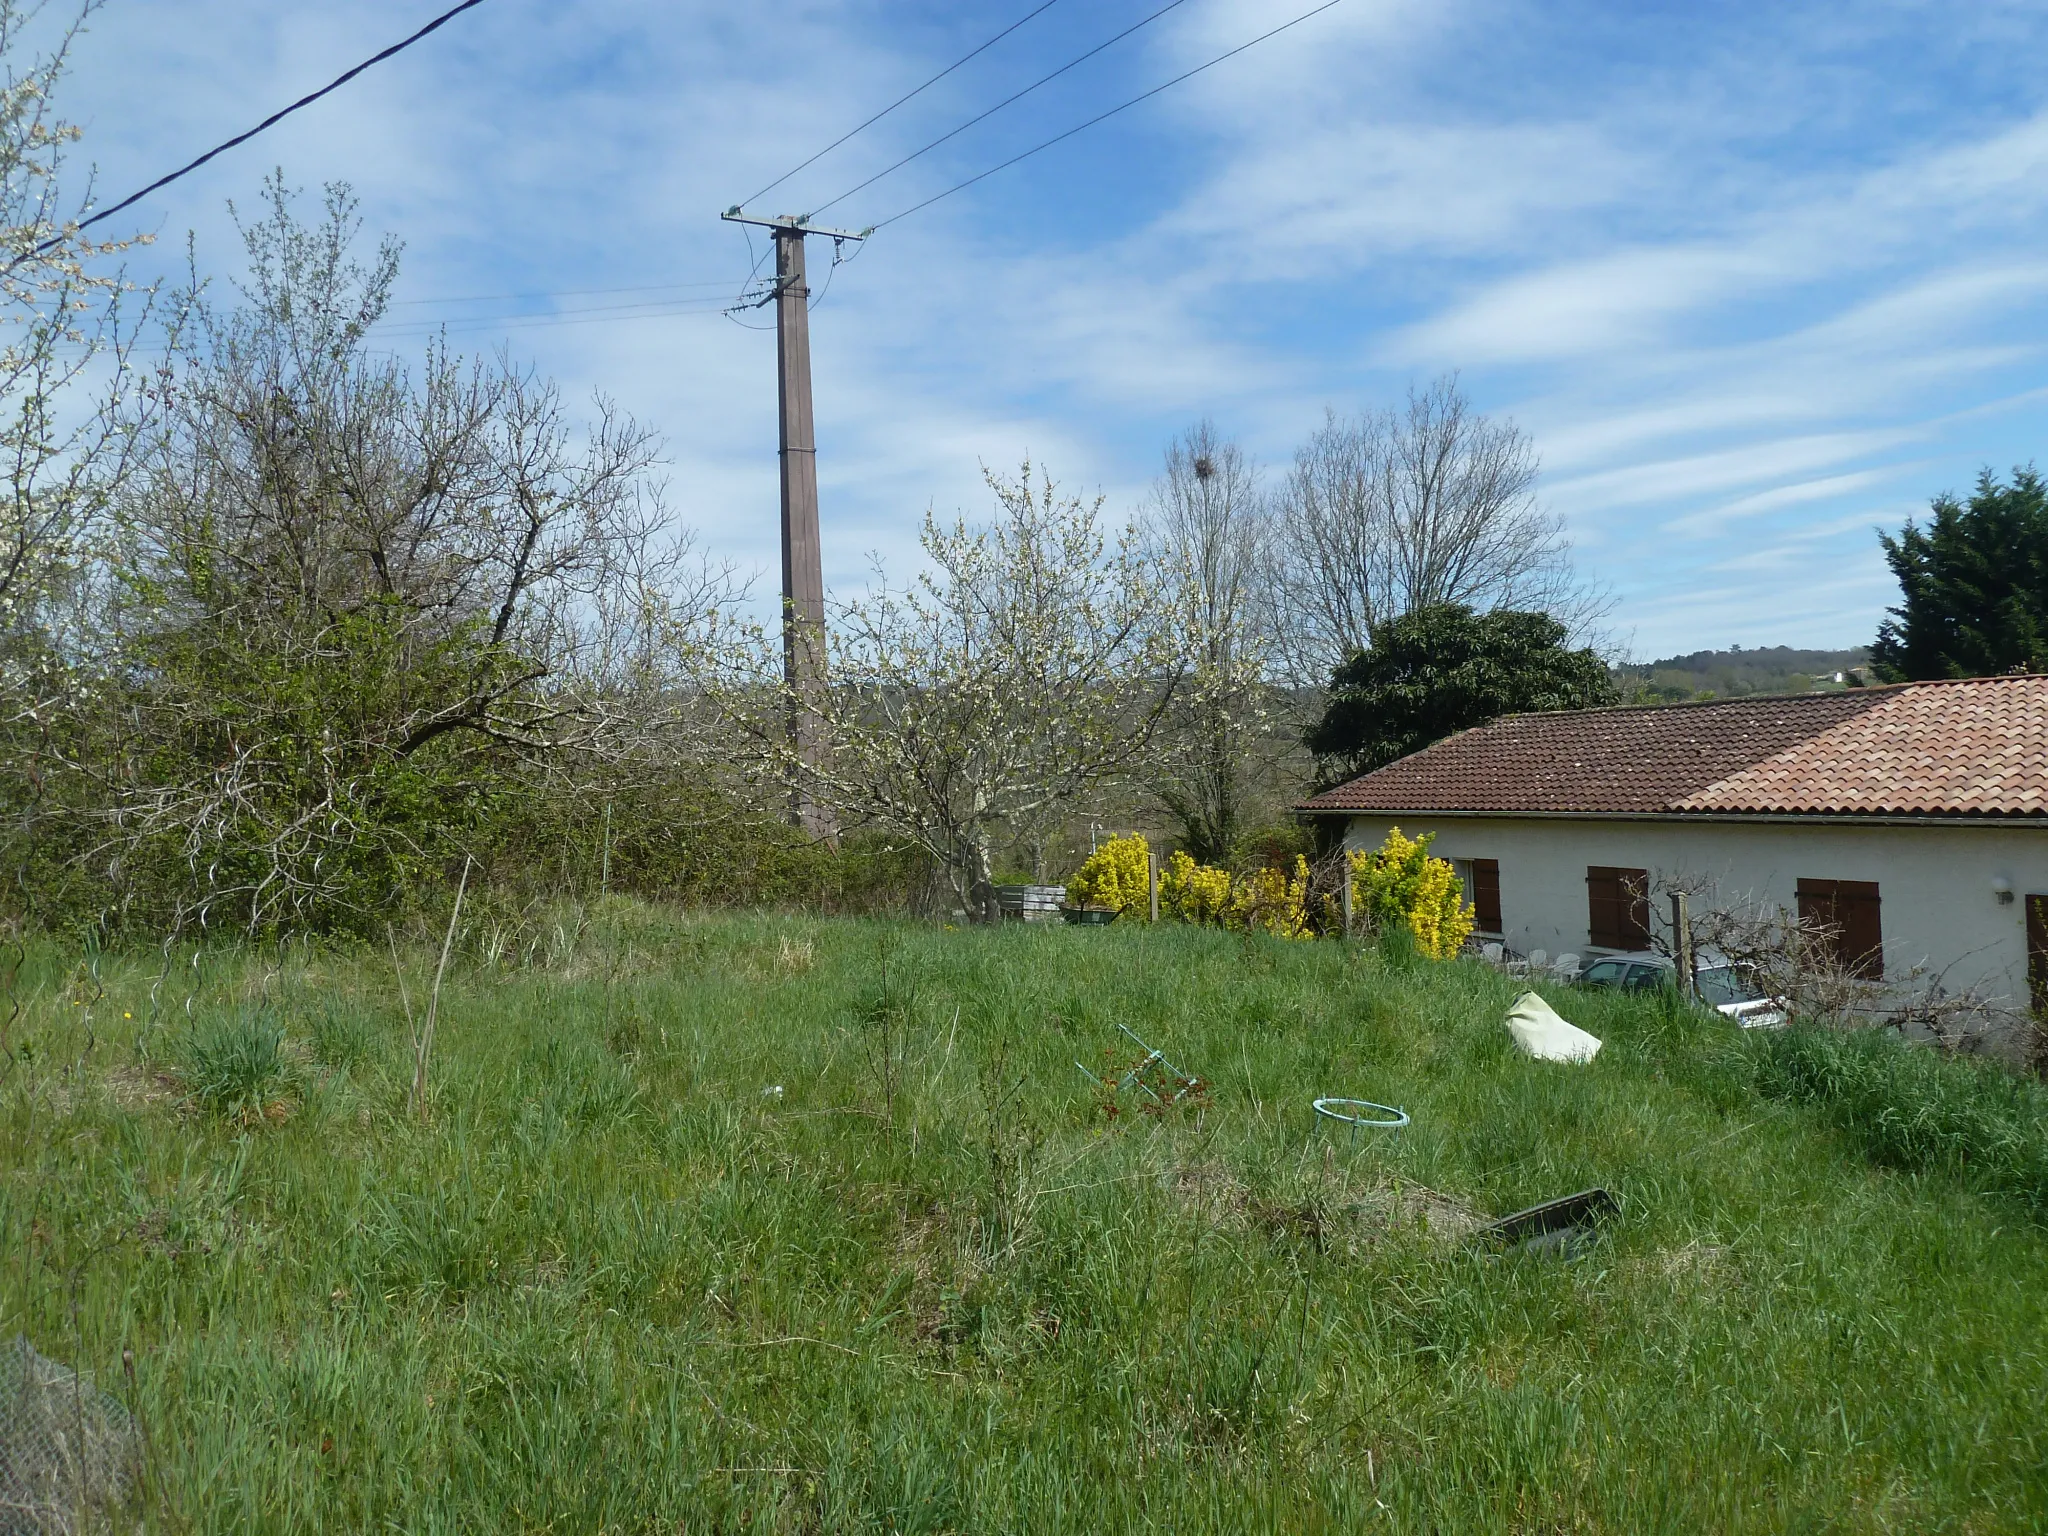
[1298,676,2048,1053]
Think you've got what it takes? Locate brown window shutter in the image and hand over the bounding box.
[1795,879,1829,938]
[1471,859,1502,934]
[1587,867,1650,950]
[1839,880,1882,979]
[1796,878,1884,979]
[2028,895,2048,1019]
[1586,868,1620,949]
[1620,869,1650,950]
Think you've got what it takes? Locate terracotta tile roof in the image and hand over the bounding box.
[1298,676,2048,819]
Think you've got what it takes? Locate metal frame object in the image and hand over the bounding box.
[1076,1023,1202,1107]
[1483,1187,1616,1246]
[1312,1097,1411,1134]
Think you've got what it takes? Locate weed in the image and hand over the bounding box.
[175,1010,297,1123]
[974,1037,1043,1266]
[855,941,915,1134]
[309,1002,376,1070]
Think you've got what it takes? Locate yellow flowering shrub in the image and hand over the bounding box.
[1228,855,1312,940]
[1349,827,1474,959]
[1159,849,1232,925]
[1067,833,1152,916]
[1160,850,1312,940]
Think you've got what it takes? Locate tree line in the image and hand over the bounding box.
[2,164,1609,932]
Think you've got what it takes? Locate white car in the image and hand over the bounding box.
[1575,952,1787,1028]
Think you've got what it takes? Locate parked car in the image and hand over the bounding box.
[1575,952,1787,1028]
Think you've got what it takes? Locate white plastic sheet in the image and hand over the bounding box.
[1505,991,1602,1064]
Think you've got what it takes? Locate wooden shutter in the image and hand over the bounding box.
[1469,859,1502,934]
[1795,878,1884,979]
[2026,895,2047,1019]
[1587,866,1650,950]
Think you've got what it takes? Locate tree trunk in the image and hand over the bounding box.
[967,837,1002,925]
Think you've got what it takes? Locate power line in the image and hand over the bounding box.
[740,0,1067,211]
[41,0,497,257]
[870,0,1349,231]
[386,277,740,308]
[61,293,741,355]
[806,0,1194,221]
[368,297,741,339]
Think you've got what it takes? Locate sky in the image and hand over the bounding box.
[47,0,2048,659]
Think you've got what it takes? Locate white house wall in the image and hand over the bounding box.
[1340,814,2048,1048]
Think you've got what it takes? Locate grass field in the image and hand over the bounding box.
[4,905,2047,1532]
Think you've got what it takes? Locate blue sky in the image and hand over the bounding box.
[57,0,2048,658]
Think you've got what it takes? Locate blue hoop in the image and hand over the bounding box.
[1313,1097,1410,1130]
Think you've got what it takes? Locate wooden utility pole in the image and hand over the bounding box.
[722,210,867,842]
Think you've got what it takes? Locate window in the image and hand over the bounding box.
[1579,959,1627,988]
[1795,878,1883,979]
[1452,858,1503,934]
[1622,963,1667,993]
[1586,866,1650,951]
[1696,964,1765,1008]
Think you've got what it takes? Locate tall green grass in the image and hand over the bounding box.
[2,908,2045,1532]
[1740,1023,2048,1213]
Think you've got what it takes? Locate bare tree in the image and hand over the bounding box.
[1142,421,1281,863]
[1267,375,1601,688]
[697,462,1182,921]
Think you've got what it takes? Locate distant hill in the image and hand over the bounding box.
[1613,645,1870,703]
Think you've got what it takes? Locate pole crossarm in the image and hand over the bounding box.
[721,209,873,241]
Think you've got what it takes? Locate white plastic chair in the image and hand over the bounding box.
[1551,952,1581,980]
[1481,941,1504,965]
[1527,948,1548,970]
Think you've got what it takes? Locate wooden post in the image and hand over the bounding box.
[1342,853,1355,938]
[1148,853,1160,924]
[1671,891,1693,996]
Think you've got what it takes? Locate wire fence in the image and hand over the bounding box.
[0,1337,144,1535]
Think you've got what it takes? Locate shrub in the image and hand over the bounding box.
[1349,827,1473,959]
[1067,834,1152,916]
[1159,850,1311,939]
[1161,849,1233,926]
[1227,856,1312,940]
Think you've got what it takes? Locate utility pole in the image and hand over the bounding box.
[722,210,867,842]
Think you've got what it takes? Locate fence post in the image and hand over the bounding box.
[1148,853,1160,924]
[1341,855,1355,939]
[1671,891,1693,996]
